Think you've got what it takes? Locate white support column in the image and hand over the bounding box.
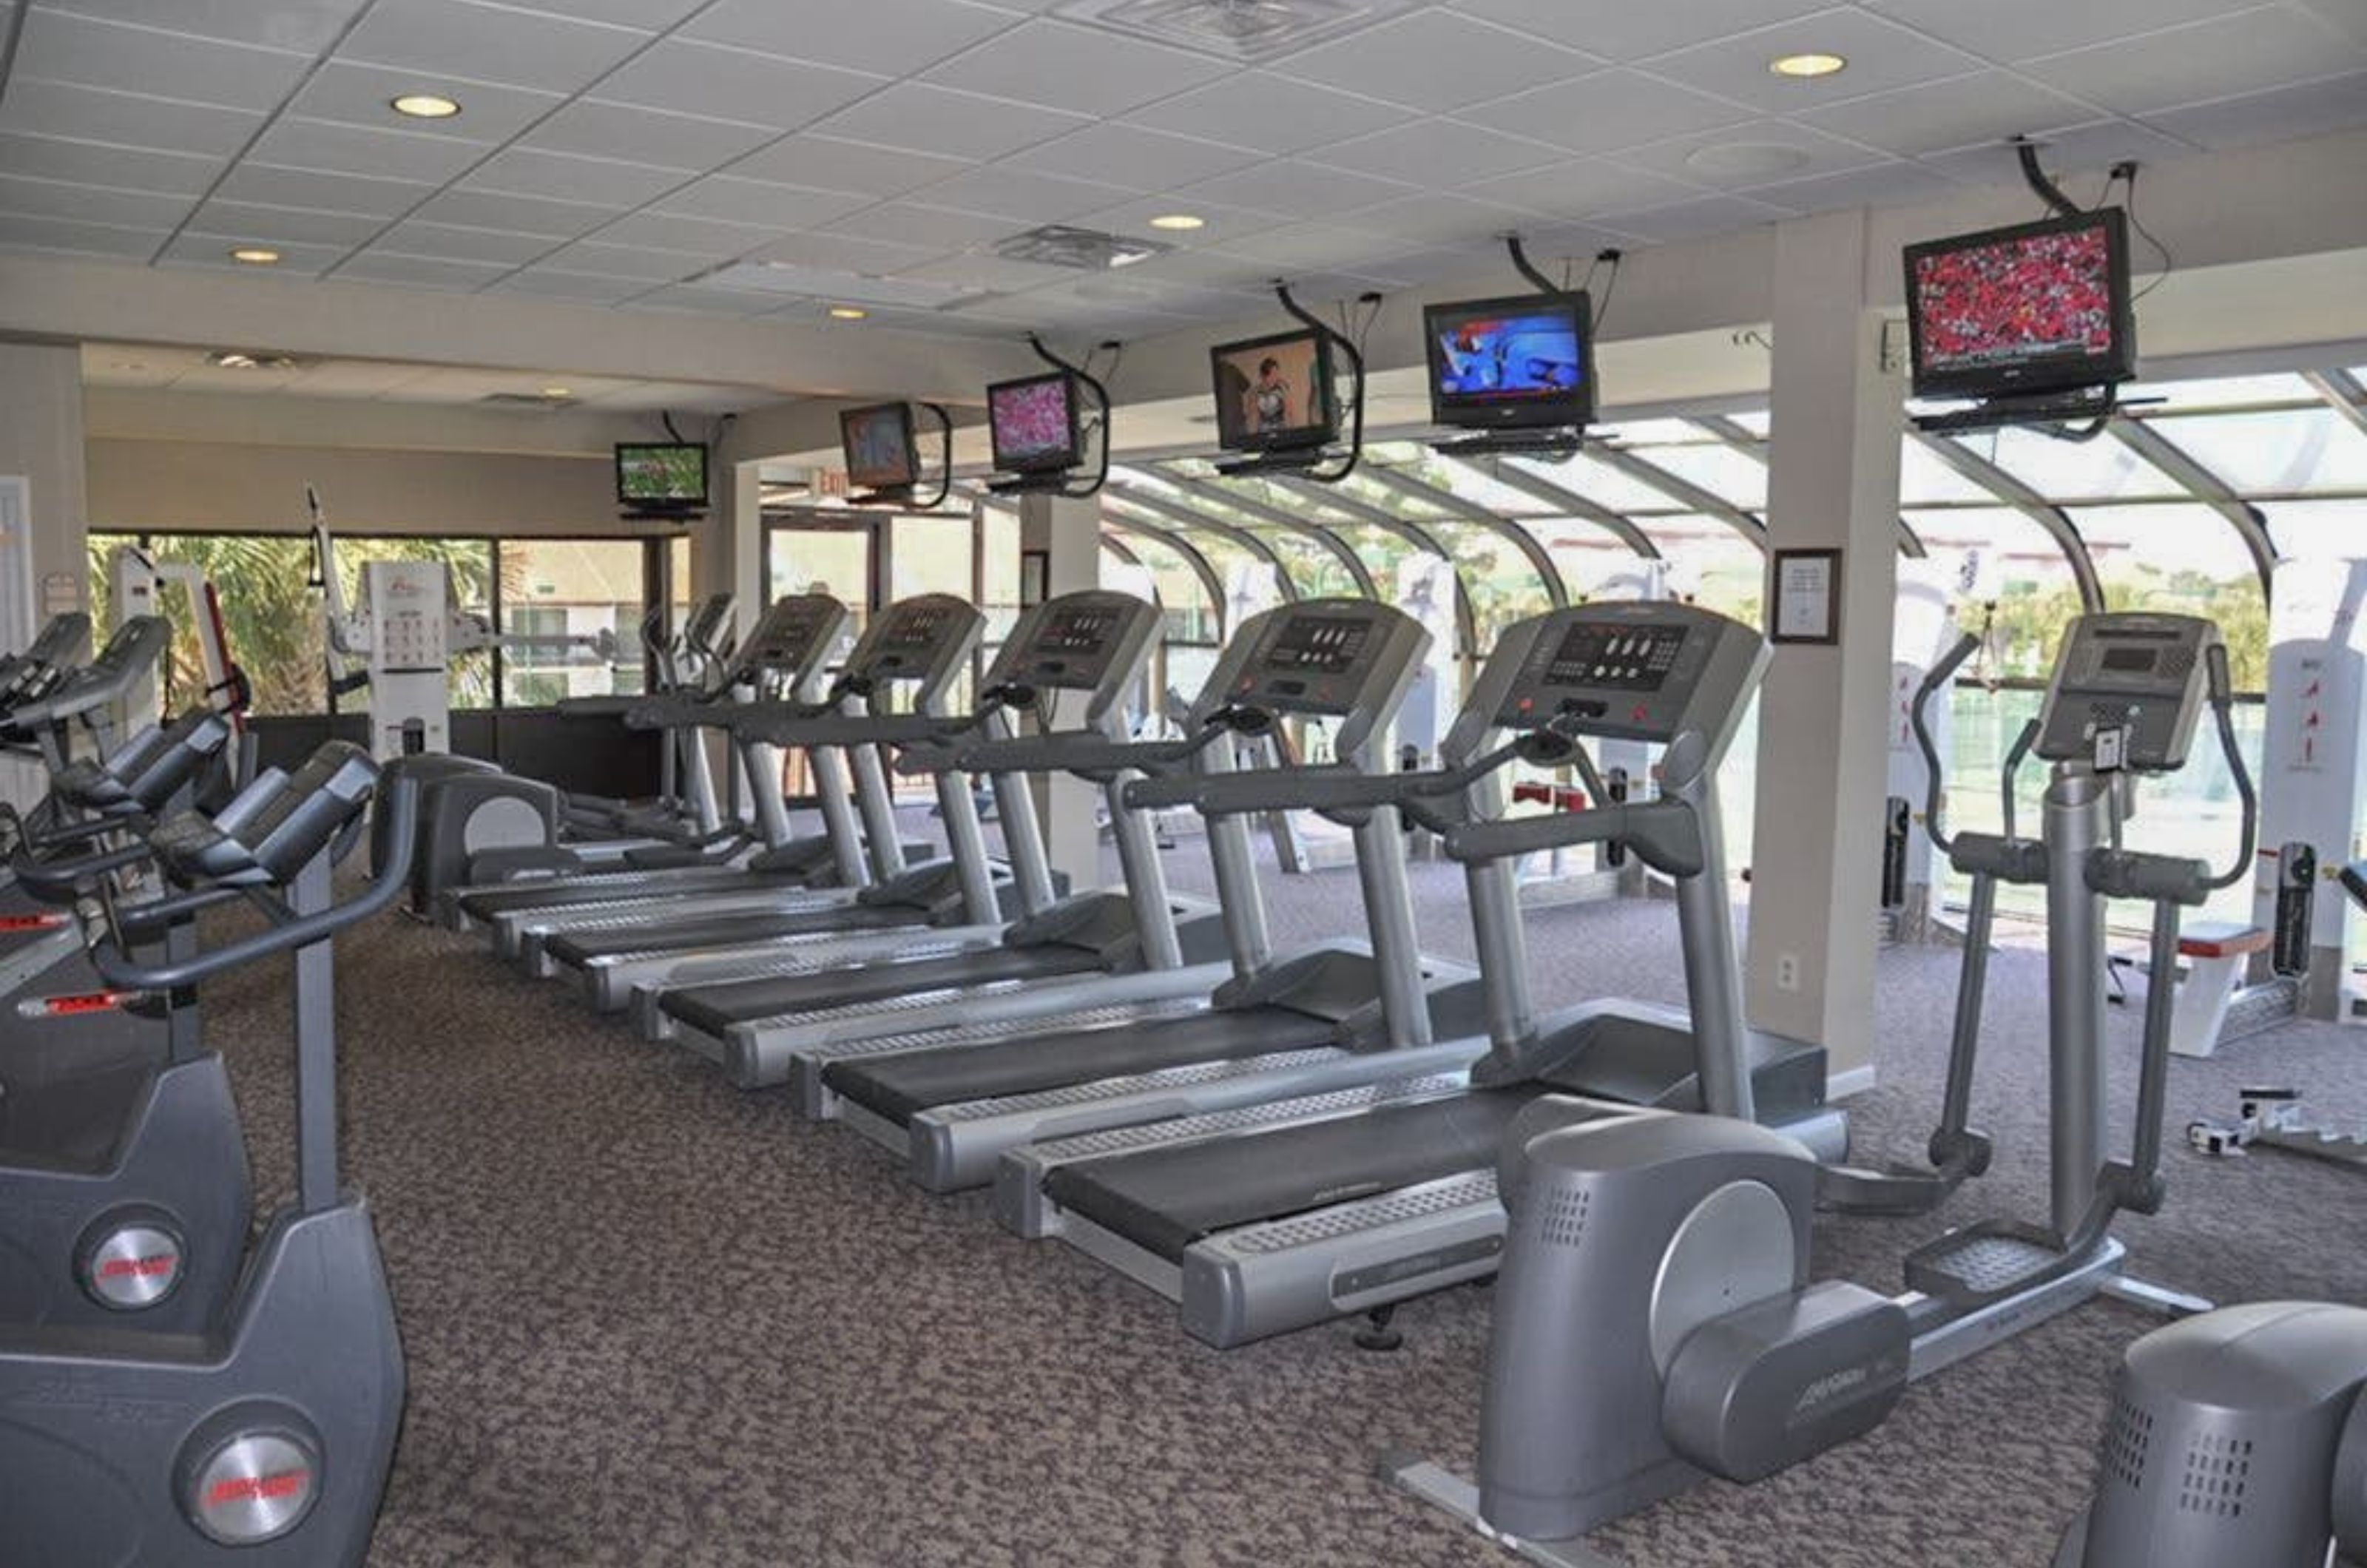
[1022,490,1103,893]
[1745,208,1905,1094]
[0,342,90,615]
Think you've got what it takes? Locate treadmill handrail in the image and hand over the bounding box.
[908,723,1226,781]
[1445,795,1707,879]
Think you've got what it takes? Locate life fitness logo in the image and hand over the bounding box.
[204,1469,311,1511]
[385,577,427,598]
[95,1251,175,1283]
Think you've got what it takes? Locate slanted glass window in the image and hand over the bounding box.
[2148,408,2367,494]
[1948,425,2181,501]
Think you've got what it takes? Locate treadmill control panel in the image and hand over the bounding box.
[982,589,1158,697]
[2033,612,2214,771]
[683,593,735,655]
[734,595,848,683]
[1486,601,1765,751]
[1235,609,1397,717]
[845,593,983,694]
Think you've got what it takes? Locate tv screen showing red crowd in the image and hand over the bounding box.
[1911,225,2115,374]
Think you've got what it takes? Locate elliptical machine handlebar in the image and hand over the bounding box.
[88,773,418,993]
[1908,630,1982,858]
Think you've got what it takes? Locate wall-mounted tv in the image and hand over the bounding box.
[1209,328,1335,453]
[840,402,918,492]
[615,442,709,509]
[1422,291,1594,430]
[1903,207,2135,402]
[987,371,1083,475]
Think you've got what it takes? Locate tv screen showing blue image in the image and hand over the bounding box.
[1423,291,1594,430]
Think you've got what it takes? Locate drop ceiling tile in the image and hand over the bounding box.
[413,186,622,236]
[905,164,1134,223]
[36,0,369,52]
[215,162,436,217]
[1447,0,1831,62]
[1797,70,2097,158]
[1747,158,1964,213]
[1612,118,1889,191]
[587,209,781,255]
[1307,119,1566,186]
[286,359,443,395]
[0,211,161,259]
[338,0,649,95]
[191,199,388,246]
[0,172,192,229]
[0,132,225,195]
[1462,158,1703,217]
[824,202,1016,249]
[161,232,350,273]
[540,239,719,280]
[492,266,651,301]
[650,175,868,229]
[285,62,563,143]
[1861,0,2263,64]
[921,18,1231,116]
[811,82,1091,160]
[376,219,557,263]
[2020,7,2366,116]
[2295,0,2367,47]
[1919,118,2198,182]
[11,10,312,112]
[0,78,265,158]
[1209,220,1404,269]
[1172,158,1417,218]
[1641,8,1988,114]
[334,251,511,289]
[465,146,687,206]
[725,135,970,195]
[495,0,708,27]
[1002,122,1263,186]
[897,251,1098,292]
[749,229,950,273]
[1271,12,1601,113]
[1072,195,1283,246]
[1460,68,1758,155]
[247,118,487,183]
[1113,246,1273,288]
[1125,72,1418,155]
[1328,189,1535,244]
[1595,191,1793,243]
[524,101,780,172]
[596,40,887,131]
[684,0,1016,73]
[2144,68,2367,149]
[621,283,788,315]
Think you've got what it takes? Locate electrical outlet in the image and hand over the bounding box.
[1775,953,1801,993]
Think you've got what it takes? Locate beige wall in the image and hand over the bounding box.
[0,343,90,610]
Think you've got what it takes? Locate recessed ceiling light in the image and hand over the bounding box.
[391,92,462,119]
[540,385,573,399]
[206,349,300,371]
[826,305,869,321]
[1769,51,1846,78]
[1148,213,1205,232]
[229,246,281,266]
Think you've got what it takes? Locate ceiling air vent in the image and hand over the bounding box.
[993,224,1171,271]
[1054,0,1423,61]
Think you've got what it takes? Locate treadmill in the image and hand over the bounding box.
[646,589,1235,1090]
[453,595,1019,963]
[997,601,1848,1348]
[545,589,1225,1011]
[814,598,1496,1192]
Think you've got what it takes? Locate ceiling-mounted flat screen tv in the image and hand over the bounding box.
[1423,291,1594,430]
[1902,207,2136,402]
[1209,328,1335,453]
[615,442,709,509]
[840,402,918,492]
[986,371,1082,475]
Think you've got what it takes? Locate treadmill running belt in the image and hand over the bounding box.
[458,866,777,920]
[661,946,1101,1037]
[824,1004,1337,1126]
[1041,1087,1539,1265]
[546,902,919,966]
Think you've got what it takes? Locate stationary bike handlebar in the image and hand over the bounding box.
[89,774,418,992]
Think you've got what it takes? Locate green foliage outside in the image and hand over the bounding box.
[87,533,507,715]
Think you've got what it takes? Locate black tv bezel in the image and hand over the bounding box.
[614,441,710,509]
[1422,289,1596,431]
[839,402,919,493]
[985,370,1084,476]
[1208,326,1338,455]
[1902,206,2137,402]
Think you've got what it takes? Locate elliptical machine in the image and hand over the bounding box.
[0,746,415,1564]
[1391,612,2256,1561]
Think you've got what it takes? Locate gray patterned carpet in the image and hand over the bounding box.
[196,817,2367,1568]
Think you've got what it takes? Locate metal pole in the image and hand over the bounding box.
[291,851,339,1214]
[1670,774,1756,1124]
[1197,733,1272,981]
[2044,765,2110,1237]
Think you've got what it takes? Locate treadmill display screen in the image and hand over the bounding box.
[1037,608,1119,655]
[1263,615,1371,676]
[2101,646,2155,673]
[1544,622,1688,692]
[879,605,954,651]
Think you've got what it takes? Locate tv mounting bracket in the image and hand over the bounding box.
[1214,280,1367,485]
[985,334,1112,499]
[848,401,953,510]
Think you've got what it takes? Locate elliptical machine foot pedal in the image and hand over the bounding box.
[1902,1220,2076,1305]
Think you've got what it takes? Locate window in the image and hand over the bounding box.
[496,538,646,706]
